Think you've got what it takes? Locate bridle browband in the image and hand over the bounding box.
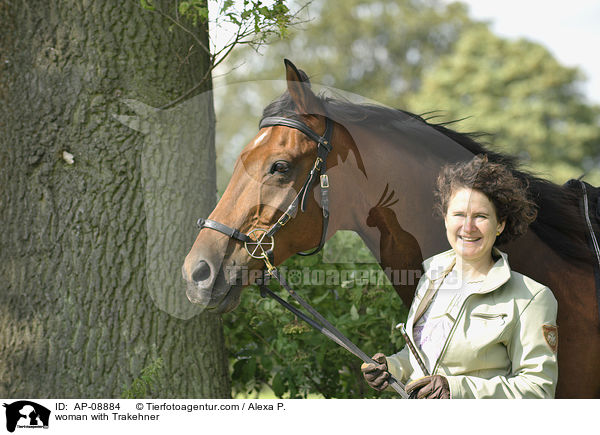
[197,115,334,263]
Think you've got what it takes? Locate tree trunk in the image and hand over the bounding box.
[0,0,230,397]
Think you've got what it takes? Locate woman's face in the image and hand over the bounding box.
[444,188,506,264]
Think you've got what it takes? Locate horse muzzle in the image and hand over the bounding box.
[182,256,244,313]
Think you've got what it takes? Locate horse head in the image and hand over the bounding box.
[182,60,353,312]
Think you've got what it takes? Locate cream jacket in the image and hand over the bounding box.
[386,248,558,398]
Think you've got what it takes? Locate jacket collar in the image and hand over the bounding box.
[423,247,512,294]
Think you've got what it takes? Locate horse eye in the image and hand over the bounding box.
[270,161,290,174]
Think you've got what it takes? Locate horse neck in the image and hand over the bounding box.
[333,122,461,259]
[328,121,470,302]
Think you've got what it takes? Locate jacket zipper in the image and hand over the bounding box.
[432,294,473,375]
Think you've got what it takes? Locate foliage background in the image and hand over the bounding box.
[212,0,600,398]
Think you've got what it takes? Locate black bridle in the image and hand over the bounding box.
[196,115,333,262]
[196,115,410,398]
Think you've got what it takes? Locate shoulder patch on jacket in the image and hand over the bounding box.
[542,325,558,353]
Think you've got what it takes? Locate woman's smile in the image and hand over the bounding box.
[458,235,481,242]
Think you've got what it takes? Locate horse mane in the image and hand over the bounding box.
[262,91,594,266]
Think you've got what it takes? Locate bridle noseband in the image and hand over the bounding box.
[196,115,334,268]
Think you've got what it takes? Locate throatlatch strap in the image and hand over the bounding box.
[297,145,331,256]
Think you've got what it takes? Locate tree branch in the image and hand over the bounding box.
[140,0,313,110]
[152,5,211,56]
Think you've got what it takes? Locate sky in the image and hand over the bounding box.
[450,0,600,104]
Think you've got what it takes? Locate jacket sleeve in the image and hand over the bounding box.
[385,346,413,384]
[446,287,558,398]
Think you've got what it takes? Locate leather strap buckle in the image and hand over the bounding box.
[320,174,329,188]
[262,251,276,276]
[278,212,292,226]
[313,157,323,171]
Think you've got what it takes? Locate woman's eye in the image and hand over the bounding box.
[270,161,290,174]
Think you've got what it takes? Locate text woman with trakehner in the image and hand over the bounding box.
[362,156,559,398]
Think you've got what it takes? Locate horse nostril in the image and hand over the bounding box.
[191,260,211,283]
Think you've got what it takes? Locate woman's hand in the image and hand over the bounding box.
[360,353,390,391]
[406,375,450,399]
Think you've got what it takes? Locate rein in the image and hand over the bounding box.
[197,115,410,398]
[258,253,409,398]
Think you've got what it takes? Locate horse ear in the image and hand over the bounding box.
[284,59,323,115]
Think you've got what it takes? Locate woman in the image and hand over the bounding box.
[362,156,558,398]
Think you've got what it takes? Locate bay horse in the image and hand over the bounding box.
[183,59,600,398]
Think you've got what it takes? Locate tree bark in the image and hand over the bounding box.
[0,0,230,397]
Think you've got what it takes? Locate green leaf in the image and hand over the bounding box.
[139,0,155,11]
[221,0,234,14]
[243,358,257,382]
[313,290,330,304]
[272,372,285,398]
[178,2,190,15]
[350,304,359,321]
[197,6,209,21]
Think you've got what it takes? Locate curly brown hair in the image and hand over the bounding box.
[434,155,538,245]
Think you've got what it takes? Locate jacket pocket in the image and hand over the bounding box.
[471,312,508,325]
